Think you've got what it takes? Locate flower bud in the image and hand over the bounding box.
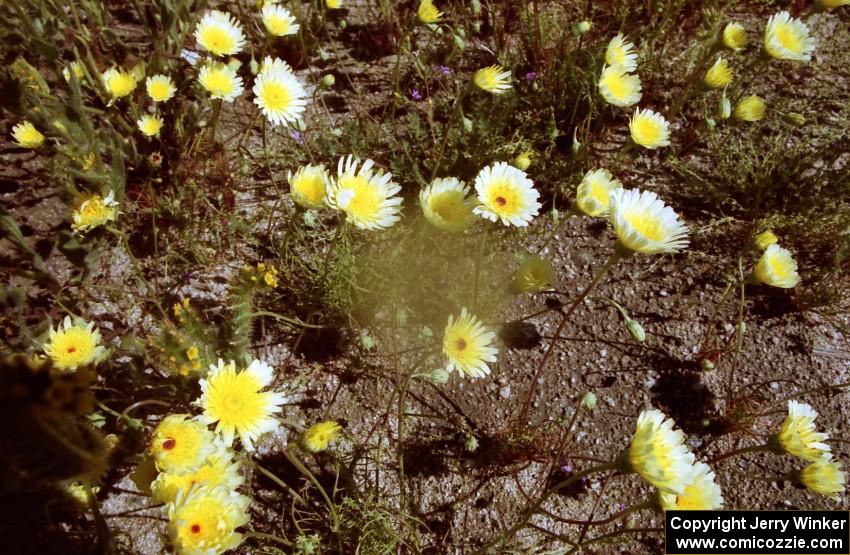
[700,358,716,371]
[462,116,473,133]
[571,129,582,154]
[320,74,336,87]
[453,34,465,49]
[424,368,450,384]
[784,112,806,126]
[465,434,479,452]
[753,230,778,250]
[580,391,597,410]
[718,92,732,120]
[513,150,532,171]
[625,318,645,343]
[471,0,481,15]
[572,20,592,36]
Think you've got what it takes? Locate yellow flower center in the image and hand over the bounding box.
[588,180,611,207]
[149,81,172,101]
[633,118,661,144]
[260,81,292,111]
[602,71,628,98]
[624,210,665,241]
[203,69,235,96]
[768,254,793,280]
[199,27,235,55]
[429,191,468,223]
[485,180,522,216]
[775,24,802,53]
[106,73,135,97]
[266,15,290,35]
[338,174,382,220]
[293,174,325,205]
[205,369,267,431]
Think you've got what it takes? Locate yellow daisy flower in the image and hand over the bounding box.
[101,68,137,99]
[326,155,403,230]
[575,168,623,217]
[598,65,642,107]
[253,57,307,126]
[753,230,778,250]
[772,400,830,461]
[629,107,671,149]
[152,445,243,504]
[194,10,246,57]
[197,359,287,451]
[137,114,164,137]
[167,484,250,555]
[443,308,498,379]
[703,57,733,89]
[472,162,541,227]
[418,0,443,24]
[722,22,748,51]
[150,415,216,475]
[262,3,300,36]
[605,33,638,72]
[198,62,244,102]
[43,315,105,371]
[799,456,846,500]
[512,254,555,293]
[754,244,800,288]
[624,409,695,494]
[764,11,816,62]
[288,164,329,210]
[419,177,476,232]
[733,94,766,122]
[11,121,45,148]
[146,74,177,102]
[71,190,119,233]
[63,61,86,83]
[326,0,342,8]
[658,461,724,510]
[303,421,342,453]
[609,189,689,254]
[473,65,512,94]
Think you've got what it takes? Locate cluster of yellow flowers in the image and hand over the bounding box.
[771,401,846,499]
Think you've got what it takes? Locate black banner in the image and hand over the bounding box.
[665,511,849,554]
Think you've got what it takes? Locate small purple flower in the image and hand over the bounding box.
[436,65,451,76]
[561,464,572,474]
[618,503,626,512]
[290,130,303,144]
[525,71,540,81]
[410,89,423,101]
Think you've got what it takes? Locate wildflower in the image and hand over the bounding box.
[625,317,646,342]
[194,10,246,57]
[703,57,733,88]
[326,0,341,8]
[473,65,512,94]
[573,20,592,36]
[524,71,539,81]
[137,114,164,137]
[436,65,451,76]
[764,11,816,62]
[146,75,177,102]
[722,22,748,51]
[754,244,800,288]
[63,61,85,83]
[303,421,342,453]
[197,359,287,451]
[43,315,105,371]
[472,162,541,227]
[167,485,250,555]
[262,3,299,36]
[11,121,45,148]
[419,177,476,232]
[753,230,778,250]
[198,63,244,102]
[658,461,724,510]
[575,168,623,217]
[152,446,243,504]
[513,151,532,171]
[629,108,671,149]
[442,308,498,379]
[598,65,642,107]
[605,34,638,72]
[418,0,442,24]
[71,190,119,233]
[288,164,329,210]
[151,415,216,474]
[410,88,423,101]
[818,0,850,8]
[623,409,695,494]
[609,189,689,255]
[772,400,830,461]
[733,94,766,122]
[718,90,732,119]
[320,74,336,87]
[512,255,555,293]
[253,57,307,126]
[798,456,846,500]
[326,155,403,230]
[101,68,137,99]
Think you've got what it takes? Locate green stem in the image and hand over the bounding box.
[253,461,307,506]
[709,443,772,465]
[283,447,340,533]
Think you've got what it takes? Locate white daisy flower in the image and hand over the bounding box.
[194,10,247,57]
[605,33,638,72]
[198,63,244,102]
[262,3,300,36]
[420,177,476,232]
[472,162,541,227]
[609,189,689,254]
[252,57,307,126]
[598,65,642,107]
[764,11,816,62]
[326,155,403,230]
